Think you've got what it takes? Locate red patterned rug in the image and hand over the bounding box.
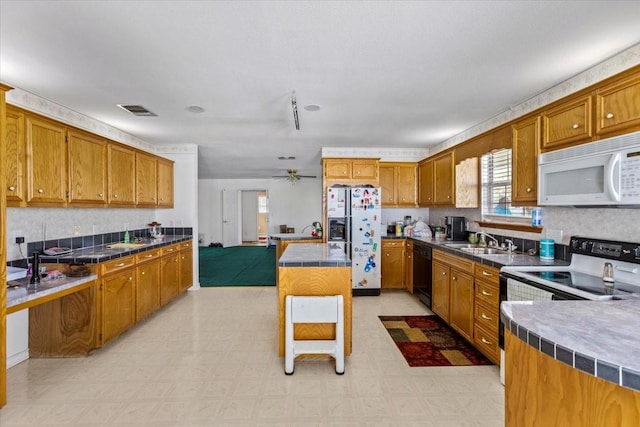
[379,315,493,367]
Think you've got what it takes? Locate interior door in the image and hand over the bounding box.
[222,189,241,247]
[241,191,259,242]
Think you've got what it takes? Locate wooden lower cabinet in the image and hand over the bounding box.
[161,244,180,305]
[448,268,474,342]
[381,240,405,289]
[136,249,161,321]
[473,264,500,363]
[405,240,414,293]
[431,261,450,322]
[179,243,194,292]
[100,266,136,345]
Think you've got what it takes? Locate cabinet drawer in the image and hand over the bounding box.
[382,239,405,248]
[475,278,499,306]
[178,240,192,250]
[135,248,161,263]
[101,255,135,275]
[433,249,474,272]
[474,300,499,334]
[473,264,500,285]
[474,323,499,363]
[161,243,180,255]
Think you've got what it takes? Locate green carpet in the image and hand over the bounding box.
[199,246,276,286]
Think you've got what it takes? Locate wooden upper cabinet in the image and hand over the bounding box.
[68,129,107,205]
[136,152,157,206]
[418,159,434,207]
[455,157,478,208]
[542,95,593,150]
[324,159,352,179]
[5,106,26,207]
[433,151,454,206]
[351,159,378,182]
[107,143,135,206]
[25,114,67,206]
[596,73,640,137]
[512,116,540,205]
[379,162,417,207]
[157,158,174,207]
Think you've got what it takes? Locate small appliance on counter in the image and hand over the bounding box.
[444,216,466,241]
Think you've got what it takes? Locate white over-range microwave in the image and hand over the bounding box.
[538,131,640,206]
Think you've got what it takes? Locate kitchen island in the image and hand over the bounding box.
[277,243,352,357]
[501,299,640,426]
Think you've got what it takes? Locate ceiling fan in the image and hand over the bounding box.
[272,169,317,183]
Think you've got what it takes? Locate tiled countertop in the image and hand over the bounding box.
[270,233,322,241]
[501,298,640,392]
[39,235,193,263]
[7,274,98,312]
[278,243,351,267]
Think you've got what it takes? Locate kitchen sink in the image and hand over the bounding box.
[460,247,511,255]
[444,243,479,249]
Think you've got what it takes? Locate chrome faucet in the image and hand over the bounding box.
[301,225,313,234]
[504,239,518,253]
[476,231,499,247]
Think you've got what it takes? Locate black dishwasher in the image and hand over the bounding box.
[413,242,432,308]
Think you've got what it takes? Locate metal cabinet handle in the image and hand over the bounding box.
[8,186,15,191]
[141,271,145,275]
[145,254,153,258]
[481,270,493,276]
[441,272,446,276]
[114,194,118,198]
[572,123,579,129]
[481,290,493,296]
[98,193,103,197]
[481,337,492,345]
[452,276,457,281]
[128,277,133,281]
[526,187,532,193]
[37,188,44,194]
[606,113,614,119]
[481,313,492,321]
[116,262,125,267]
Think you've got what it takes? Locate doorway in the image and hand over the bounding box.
[241,190,268,246]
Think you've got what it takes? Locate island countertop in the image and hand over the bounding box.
[270,233,322,241]
[501,298,640,391]
[278,243,351,267]
[7,274,98,313]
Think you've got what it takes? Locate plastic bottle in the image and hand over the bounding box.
[124,228,130,244]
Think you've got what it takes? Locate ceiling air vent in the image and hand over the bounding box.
[117,104,157,117]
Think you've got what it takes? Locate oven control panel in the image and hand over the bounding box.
[570,237,640,264]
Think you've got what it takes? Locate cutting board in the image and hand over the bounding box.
[106,243,147,249]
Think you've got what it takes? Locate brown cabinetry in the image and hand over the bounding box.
[25,114,67,205]
[179,241,194,292]
[542,95,593,150]
[99,256,136,345]
[135,152,157,206]
[67,129,107,205]
[379,162,417,207]
[433,152,454,206]
[135,249,161,321]
[472,264,500,363]
[596,73,640,137]
[431,260,450,322]
[107,143,136,205]
[157,158,174,207]
[512,116,540,205]
[381,239,405,289]
[161,244,180,305]
[433,250,474,341]
[323,158,379,184]
[5,106,25,207]
[405,240,414,293]
[418,159,434,207]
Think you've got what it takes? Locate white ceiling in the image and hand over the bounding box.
[1,1,639,179]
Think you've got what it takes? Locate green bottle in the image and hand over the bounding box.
[124,228,130,244]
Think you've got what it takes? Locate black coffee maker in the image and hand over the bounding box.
[445,216,466,241]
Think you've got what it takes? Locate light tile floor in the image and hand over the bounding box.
[1,287,504,426]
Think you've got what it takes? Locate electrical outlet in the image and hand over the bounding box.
[15,236,25,244]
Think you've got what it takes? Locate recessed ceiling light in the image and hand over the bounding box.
[304,104,321,112]
[186,105,205,113]
[278,156,296,160]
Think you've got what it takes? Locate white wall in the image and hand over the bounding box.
[198,177,322,245]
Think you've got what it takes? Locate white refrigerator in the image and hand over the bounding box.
[327,186,382,296]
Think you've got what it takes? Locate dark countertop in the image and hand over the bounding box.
[501,298,640,392]
[39,235,193,264]
[7,274,98,311]
[278,243,351,267]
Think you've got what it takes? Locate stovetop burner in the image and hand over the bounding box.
[526,271,635,296]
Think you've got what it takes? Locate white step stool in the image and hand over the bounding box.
[285,295,345,375]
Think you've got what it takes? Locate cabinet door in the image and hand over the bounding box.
[136,258,161,321]
[25,114,67,205]
[108,144,135,205]
[136,152,157,206]
[542,95,593,150]
[455,157,478,208]
[381,241,404,289]
[352,159,378,181]
[512,116,540,204]
[379,164,396,206]
[324,159,352,179]
[433,152,454,205]
[179,248,193,292]
[418,159,434,206]
[405,241,414,293]
[157,159,174,207]
[5,106,26,206]
[449,269,474,342]
[68,129,107,205]
[101,270,135,344]
[596,74,640,136]
[396,164,417,207]
[431,261,449,322]
[161,251,180,305]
